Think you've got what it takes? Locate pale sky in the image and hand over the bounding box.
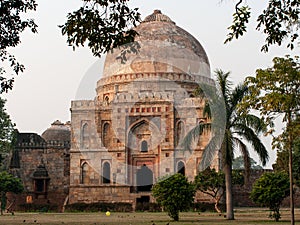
[4,0,298,168]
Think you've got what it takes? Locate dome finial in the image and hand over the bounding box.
[142,9,175,24]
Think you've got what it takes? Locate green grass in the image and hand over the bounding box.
[0,208,299,225]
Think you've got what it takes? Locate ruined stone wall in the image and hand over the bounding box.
[10,140,70,212]
[233,169,300,207]
[69,186,132,204]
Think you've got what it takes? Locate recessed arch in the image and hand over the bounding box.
[102,161,111,184]
[104,96,109,105]
[80,162,89,184]
[177,161,185,176]
[102,122,111,148]
[81,123,90,149]
[127,118,160,152]
[175,120,185,147]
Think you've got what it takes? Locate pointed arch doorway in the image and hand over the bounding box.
[136,164,153,192]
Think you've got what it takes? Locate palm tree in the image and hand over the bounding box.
[183,69,269,220]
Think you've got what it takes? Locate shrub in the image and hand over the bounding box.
[250,171,289,221]
[152,174,195,221]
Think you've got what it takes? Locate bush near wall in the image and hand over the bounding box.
[65,202,133,212]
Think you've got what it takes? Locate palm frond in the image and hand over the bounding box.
[229,83,248,112]
[181,123,211,152]
[199,134,223,171]
[237,114,267,134]
[214,69,232,104]
[233,137,250,184]
[233,124,269,166]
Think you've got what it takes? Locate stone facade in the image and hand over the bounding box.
[9,10,222,210]
[68,10,219,208]
[9,10,299,212]
[9,122,70,212]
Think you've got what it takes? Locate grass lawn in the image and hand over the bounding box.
[0,208,299,225]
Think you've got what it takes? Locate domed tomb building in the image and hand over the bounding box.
[9,120,71,210]
[69,10,220,206]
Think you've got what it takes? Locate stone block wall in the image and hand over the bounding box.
[232,169,300,207]
[9,133,70,212]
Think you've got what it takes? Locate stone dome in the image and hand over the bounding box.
[41,120,70,142]
[102,10,210,79]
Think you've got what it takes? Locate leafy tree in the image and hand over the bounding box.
[273,115,300,187]
[61,1,299,57]
[152,173,195,221]
[0,98,16,172]
[194,167,225,214]
[232,156,263,170]
[183,70,269,220]
[194,168,244,214]
[60,0,141,62]
[250,171,290,222]
[241,55,300,224]
[0,171,23,215]
[0,0,37,93]
[225,0,300,52]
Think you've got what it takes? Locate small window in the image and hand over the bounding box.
[104,96,109,105]
[81,163,89,184]
[35,180,44,192]
[141,140,148,152]
[177,161,185,176]
[175,121,185,147]
[82,123,90,149]
[102,123,110,148]
[102,162,111,184]
[165,153,170,157]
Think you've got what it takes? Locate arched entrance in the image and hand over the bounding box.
[177,161,185,176]
[126,118,161,187]
[136,165,153,192]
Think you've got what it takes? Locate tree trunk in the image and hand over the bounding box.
[287,113,295,225]
[224,163,234,220]
[0,192,4,216]
[215,195,222,214]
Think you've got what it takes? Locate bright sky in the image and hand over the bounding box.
[4,0,298,168]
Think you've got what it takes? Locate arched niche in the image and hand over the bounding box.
[102,161,111,184]
[177,161,185,176]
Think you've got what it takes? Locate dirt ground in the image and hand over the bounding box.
[0,208,299,225]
